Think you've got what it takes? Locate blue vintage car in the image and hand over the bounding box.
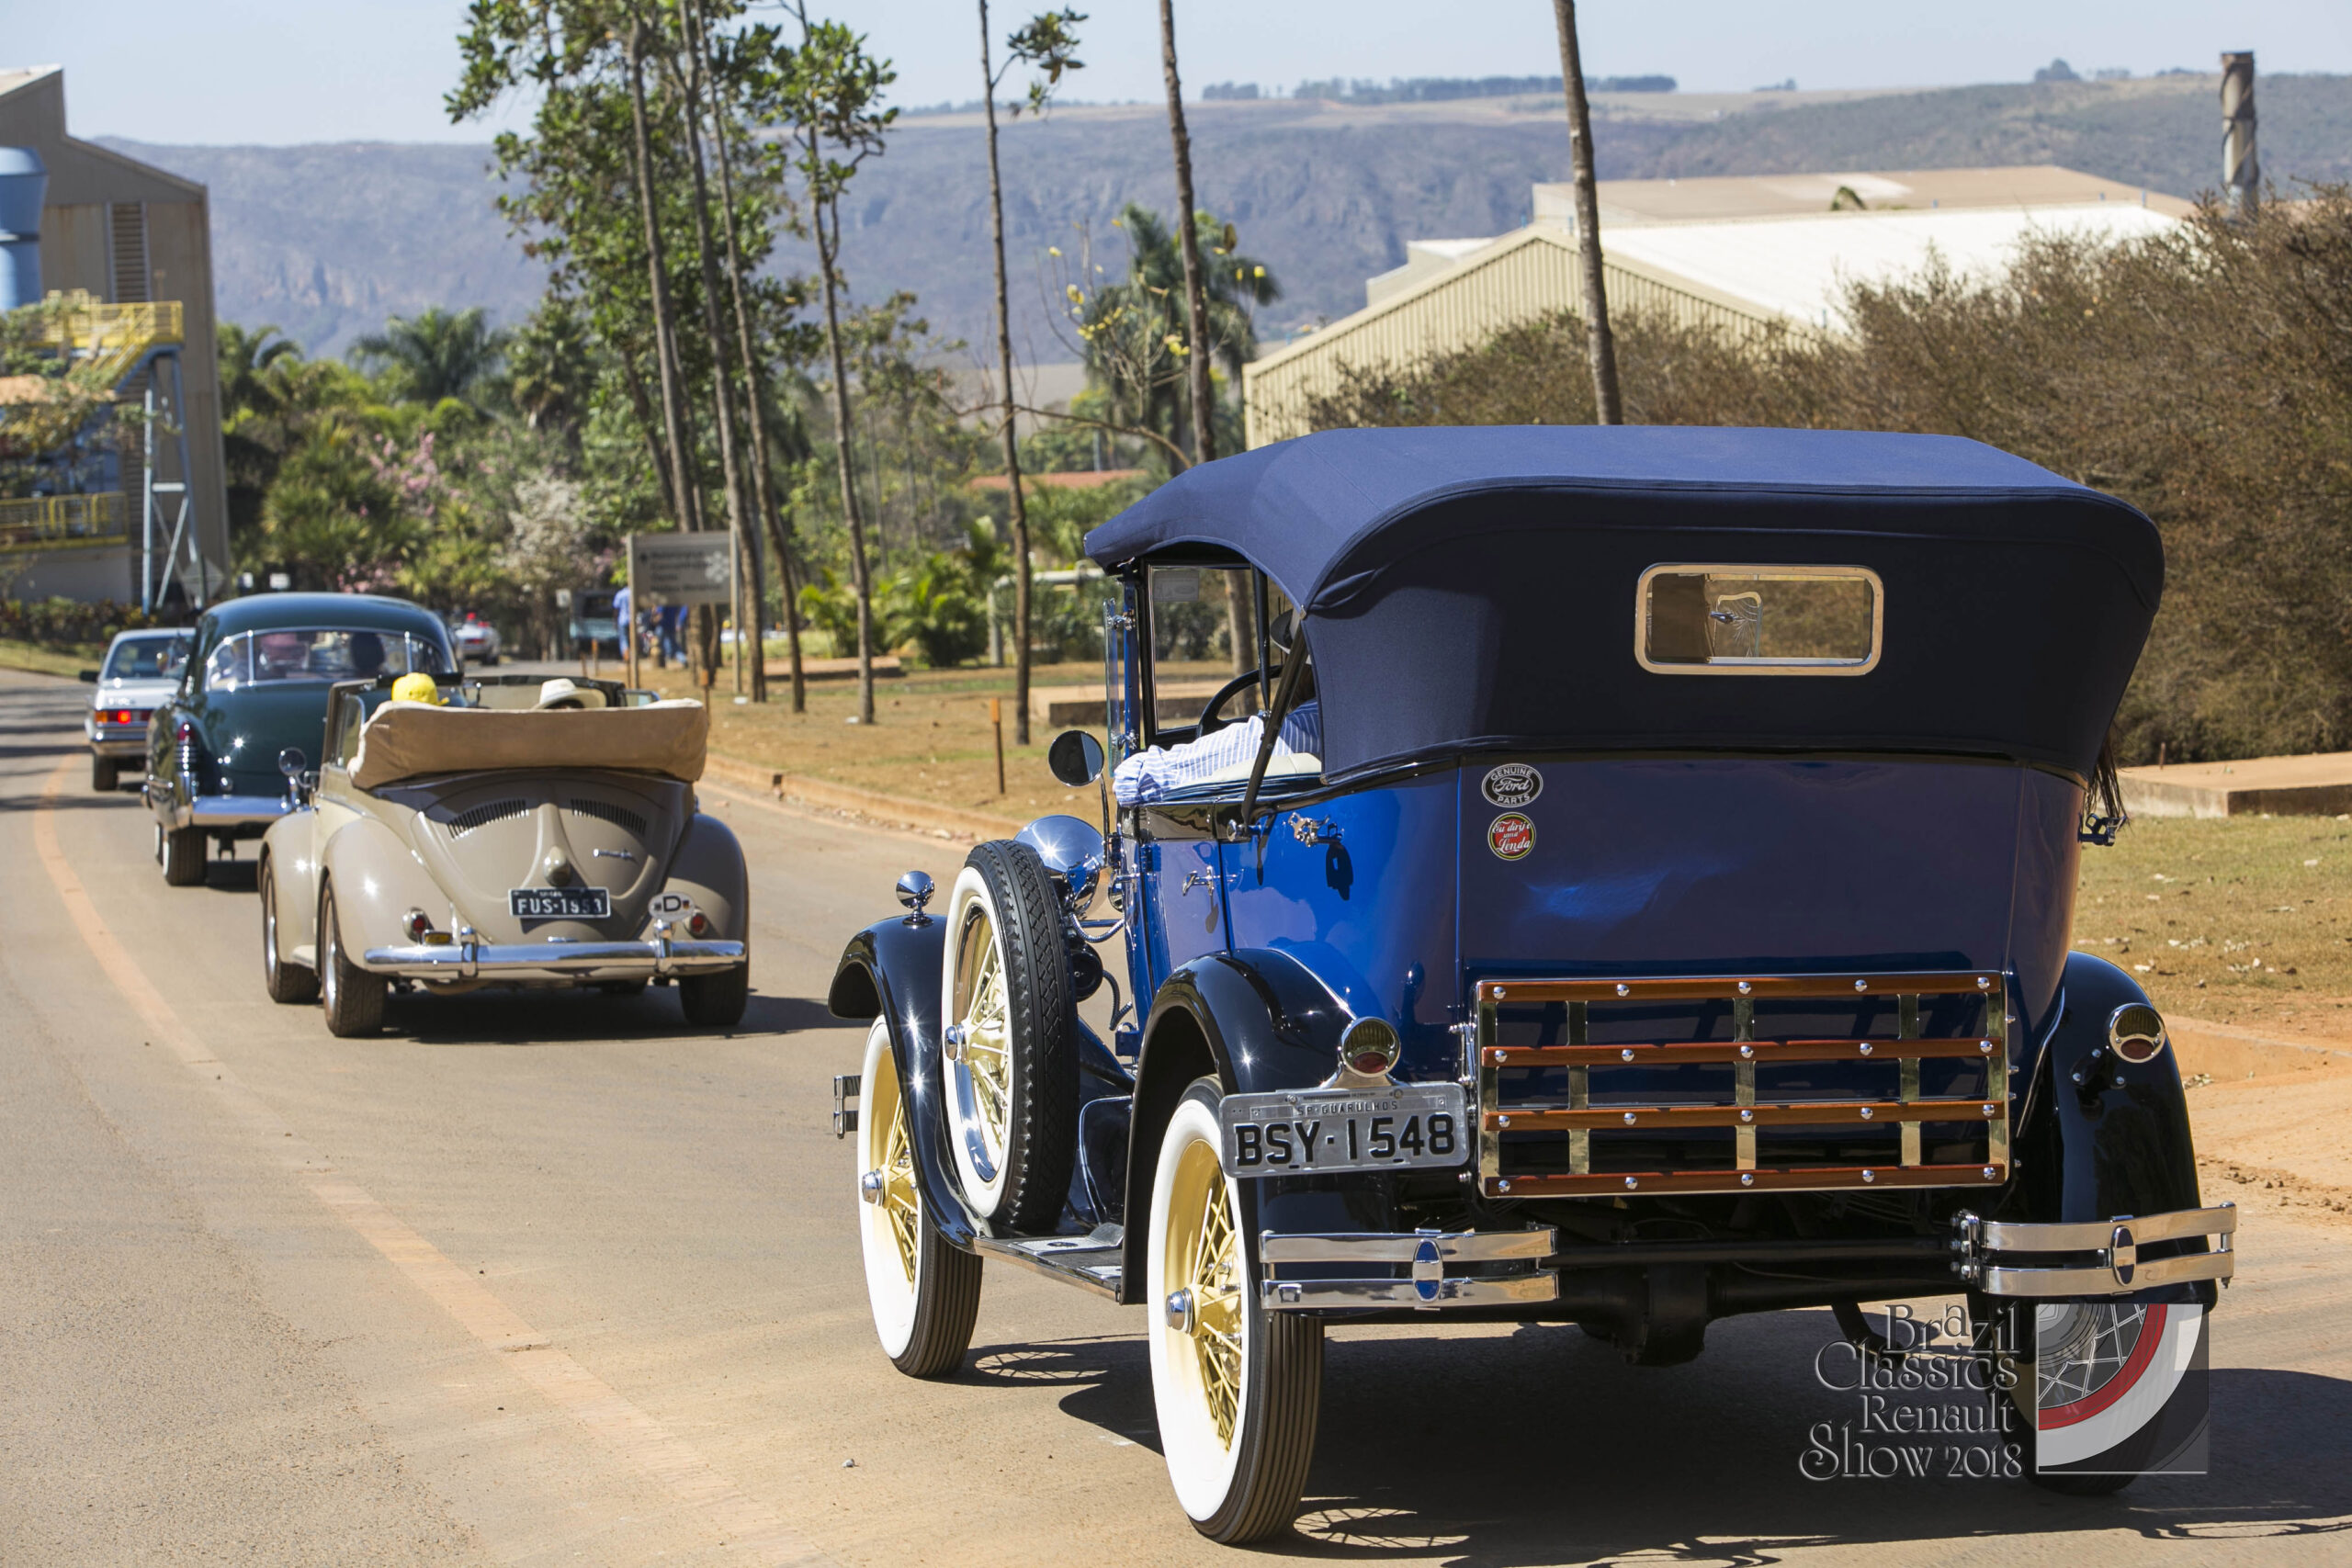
[143,592,455,885]
[827,426,2233,1541]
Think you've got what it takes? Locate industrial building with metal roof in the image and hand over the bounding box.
[1246,165,2193,448]
[1,64,229,609]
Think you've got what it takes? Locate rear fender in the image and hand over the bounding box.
[320,816,453,960]
[664,811,748,939]
[260,811,322,964]
[1116,947,1376,1305]
[829,918,976,1250]
[2008,951,2212,1303]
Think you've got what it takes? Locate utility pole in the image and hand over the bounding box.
[1158,0,1217,466]
[2222,51,2258,220]
[1550,0,1622,424]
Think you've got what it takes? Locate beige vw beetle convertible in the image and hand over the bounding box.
[257,672,751,1036]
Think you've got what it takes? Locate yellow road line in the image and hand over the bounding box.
[32,757,831,1567]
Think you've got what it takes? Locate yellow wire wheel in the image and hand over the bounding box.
[1148,1078,1324,1544]
[939,841,1079,1234]
[855,1018,980,1377]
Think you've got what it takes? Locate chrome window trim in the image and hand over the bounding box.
[1634,561,1885,677]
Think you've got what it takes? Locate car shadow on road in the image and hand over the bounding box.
[966,1336,1163,1455]
[967,1317,2352,1562]
[383,986,838,1046]
[736,993,843,1036]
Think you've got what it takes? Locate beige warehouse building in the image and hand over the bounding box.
[1,64,229,607]
[1246,165,2194,448]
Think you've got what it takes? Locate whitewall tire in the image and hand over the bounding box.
[856,1018,980,1378]
[1148,1078,1322,1543]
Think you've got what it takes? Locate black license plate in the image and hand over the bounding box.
[509,886,611,920]
[1219,1084,1467,1177]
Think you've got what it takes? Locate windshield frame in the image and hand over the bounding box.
[202,627,451,693]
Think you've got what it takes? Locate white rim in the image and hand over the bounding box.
[857,1019,922,1359]
[1148,1093,1251,1522]
[940,866,1014,1213]
[262,868,280,984]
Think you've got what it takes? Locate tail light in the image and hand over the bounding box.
[687,911,714,938]
[404,908,434,941]
[175,720,195,743]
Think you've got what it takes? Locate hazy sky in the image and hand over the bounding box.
[11,0,2349,146]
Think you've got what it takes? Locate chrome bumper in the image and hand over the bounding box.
[1259,1227,1559,1310]
[1953,1204,2235,1296]
[361,937,745,979]
[148,785,297,830]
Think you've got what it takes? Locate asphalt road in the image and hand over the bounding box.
[3,665,2347,1567]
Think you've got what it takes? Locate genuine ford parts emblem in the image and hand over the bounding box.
[1482,762,1543,807]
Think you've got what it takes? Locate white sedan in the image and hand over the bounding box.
[449,615,501,666]
[82,627,192,792]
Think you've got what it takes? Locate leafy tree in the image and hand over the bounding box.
[351,306,511,405]
[978,5,1085,741]
[1061,205,1277,465]
[781,5,896,723]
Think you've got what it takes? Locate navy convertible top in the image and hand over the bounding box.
[1085,426,2162,784]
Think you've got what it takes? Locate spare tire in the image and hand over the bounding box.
[939,840,1079,1235]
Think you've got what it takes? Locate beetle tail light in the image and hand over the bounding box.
[687,911,714,938]
[404,908,434,941]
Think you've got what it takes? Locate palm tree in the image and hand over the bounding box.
[350,306,510,405]
[217,322,304,423]
[1078,204,1278,462]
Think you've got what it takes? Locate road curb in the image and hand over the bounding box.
[702,752,1023,842]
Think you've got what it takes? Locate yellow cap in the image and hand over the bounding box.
[390,672,442,705]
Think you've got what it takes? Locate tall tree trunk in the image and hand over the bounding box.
[701,31,805,715]
[672,0,763,702]
[978,0,1034,744]
[1158,0,1216,467]
[815,193,876,723]
[626,16,709,687]
[1551,0,1623,424]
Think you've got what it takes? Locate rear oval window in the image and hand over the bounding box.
[1637,564,1883,675]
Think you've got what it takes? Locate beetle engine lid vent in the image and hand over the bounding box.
[567,797,647,838]
[447,797,530,837]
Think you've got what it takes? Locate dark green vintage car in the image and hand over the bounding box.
[143,592,455,886]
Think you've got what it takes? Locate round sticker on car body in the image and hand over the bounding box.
[1487,812,1536,861]
[1481,762,1543,807]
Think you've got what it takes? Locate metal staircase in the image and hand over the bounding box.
[0,290,202,610]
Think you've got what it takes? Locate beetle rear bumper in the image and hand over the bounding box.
[1259,1227,1560,1310]
[361,938,746,979]
[1953,1203,2235,1296]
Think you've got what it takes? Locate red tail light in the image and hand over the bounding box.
[175,720,195,743]
[687,912,713,938]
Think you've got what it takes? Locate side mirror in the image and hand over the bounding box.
[79,669,99,682]
[1048,728,1105,787]
[277,747,307,782]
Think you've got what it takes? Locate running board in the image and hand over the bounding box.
[974,1230,1124,1298]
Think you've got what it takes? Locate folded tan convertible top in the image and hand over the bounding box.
[351,699,708,790]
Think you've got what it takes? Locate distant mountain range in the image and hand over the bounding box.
[102,73,2352,362]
